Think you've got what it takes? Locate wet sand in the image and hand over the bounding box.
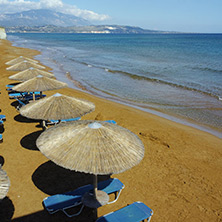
[0,39,222,222]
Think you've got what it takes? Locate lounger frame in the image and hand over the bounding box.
[43,178,124,217]
[96,201,153,222]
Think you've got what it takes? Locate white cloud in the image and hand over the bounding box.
[0,0,110,21]
[39,0,63,8]
[61,7,110,21]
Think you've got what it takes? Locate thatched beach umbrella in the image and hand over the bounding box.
[12,75,68,100]
[9,67,54,82]
[36,120,144,210]
[0,168,10,200]
[20,93,95,121]
[5,56,39,66]
[6,60,45,71]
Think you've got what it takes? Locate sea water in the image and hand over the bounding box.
[7,33,222,137]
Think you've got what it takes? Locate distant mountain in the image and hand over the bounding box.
[1,9,174,34]
[6,25,168,34]
[0,9,90,27]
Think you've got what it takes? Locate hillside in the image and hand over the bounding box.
[1,9,171,34]
[6,25,164,34]
[0,9,90,27]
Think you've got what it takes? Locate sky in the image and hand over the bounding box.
[0,0,222,33]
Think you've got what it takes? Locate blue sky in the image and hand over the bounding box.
[1,0,222,33]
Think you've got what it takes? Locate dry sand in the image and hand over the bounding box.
[0,39,222,222]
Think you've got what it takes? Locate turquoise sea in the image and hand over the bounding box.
[7,33,222,137]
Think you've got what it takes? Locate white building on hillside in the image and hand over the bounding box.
[0,27,7,39]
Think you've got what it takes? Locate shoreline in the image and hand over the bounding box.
[1,39,222,221]
[34,50,222,139]
[8,33,222,138]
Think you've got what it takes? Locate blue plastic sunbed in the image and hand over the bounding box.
[16,98,29,110]
[6,84,16,88]
[96,201,153,222]
[46,119,116,126]
[6,84,20,92]
[104,120,116,124]
[15,94,46,110]
[9,91,41,99]
[0,120,4,125]
[43,178,124,217]
[0,115,6,121]
[46,117,81,125]
[24,94,46,101]
[0,134,2,142]
[9,92,27,98]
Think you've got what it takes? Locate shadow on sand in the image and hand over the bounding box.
[0,197,15,222]
[20,130,43,151]
[32,160,110,196]
[14,114,40,124]
[10,101,19,109]
[0,155,5,166]
[0,124,4,134]
[12,207,94,222]
[29,161,110,221]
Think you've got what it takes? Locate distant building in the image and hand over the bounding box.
[0,27,7,39]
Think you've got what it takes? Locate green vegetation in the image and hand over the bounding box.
[6,25,166,34]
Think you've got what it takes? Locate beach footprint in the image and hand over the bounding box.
[95,113,105,121]
[139,131,170,148]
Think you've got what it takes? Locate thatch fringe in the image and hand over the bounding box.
[6,56,39,66]
[0,169,10,200]
[9,68,54,81]
[12,76,67,92]
[37,120,144,175]
[20,93,95,120]
[6,60,45,71]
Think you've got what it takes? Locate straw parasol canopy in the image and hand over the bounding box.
[20,93,95,120]
[9,67,54,81]
[0,168,10,200]
[6,60,45,71]
[5,56,39,66]
[36,120,144,175]
[37,120,144,211]
[12,75,68,93]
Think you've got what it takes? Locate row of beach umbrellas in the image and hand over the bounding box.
[3,56,145,215]
[7,57,68,100]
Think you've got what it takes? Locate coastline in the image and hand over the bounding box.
[29,39,222,139]
[8,33,222,138]
[1,39,222,221]
[63,65,222,138]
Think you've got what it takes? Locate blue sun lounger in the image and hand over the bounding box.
[6,84,17,91]
[0,120,3,125]
[43,178,124,217]
[24,94,46,100]
[15,94,46,110]
[9,92,26,98]
[46,117,81,125]
[0,134,2,142]
[47,119,116,126]
[6,84,15,88]
[9,91,41,99]
[16,98,29,110]
[0,115,6,121]
[104,120,116,124]
[96,201,153,222]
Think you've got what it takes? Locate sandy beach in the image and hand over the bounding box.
[0,39,222,222]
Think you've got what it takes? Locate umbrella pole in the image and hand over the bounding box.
[32,92,35,101]
[42,120,47,130]
[93,175,98,198]
[93,175,98,220]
